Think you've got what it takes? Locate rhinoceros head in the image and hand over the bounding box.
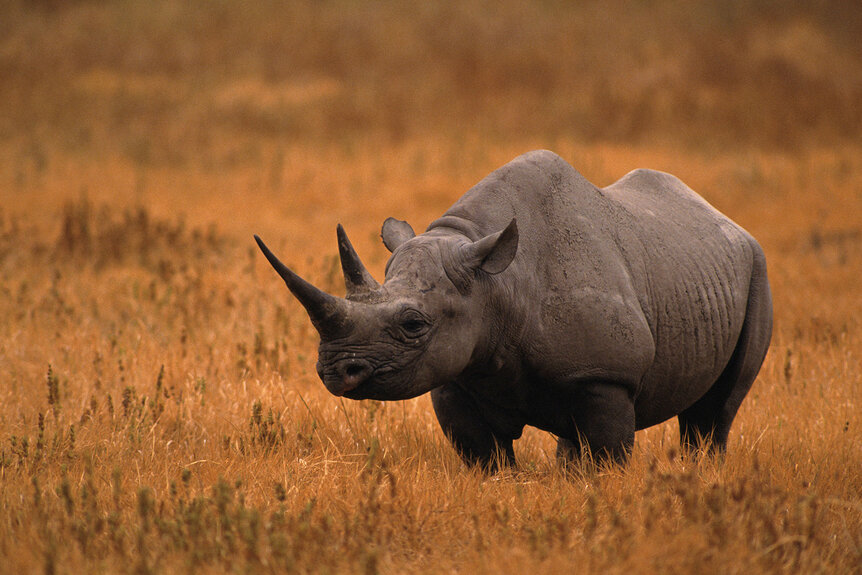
[254,217,518,400]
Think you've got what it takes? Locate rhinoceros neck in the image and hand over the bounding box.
[427,151,602,241]
[425,214,484,241]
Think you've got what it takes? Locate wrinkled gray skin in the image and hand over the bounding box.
[255,150,773,470]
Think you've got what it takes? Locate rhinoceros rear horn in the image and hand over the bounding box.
[336,224,380,296]
[254,235,351,339]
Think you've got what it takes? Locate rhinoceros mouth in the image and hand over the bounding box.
[318,356,420,400]
[318,371,376,399]
[343,370,432,401]
[342,381,413,401]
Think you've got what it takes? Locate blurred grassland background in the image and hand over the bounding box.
[0,1,860,574]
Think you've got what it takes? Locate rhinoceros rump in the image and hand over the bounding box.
[255,151,772,469]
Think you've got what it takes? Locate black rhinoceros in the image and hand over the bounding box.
[255,150,772,469]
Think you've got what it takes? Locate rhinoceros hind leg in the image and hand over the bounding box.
[678,246,773,454]
[431,383,517,471]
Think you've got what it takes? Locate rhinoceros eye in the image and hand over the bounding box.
[397,310,431,338]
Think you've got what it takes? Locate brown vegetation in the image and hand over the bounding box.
[1,1,860,573]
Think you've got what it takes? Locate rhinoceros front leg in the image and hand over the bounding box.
[556,381,636,467]
[431,383,518,471]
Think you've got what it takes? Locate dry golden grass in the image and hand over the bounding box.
[1,1,860,573]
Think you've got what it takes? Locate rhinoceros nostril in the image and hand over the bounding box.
[337,359,372,391]
[345,363,366,377]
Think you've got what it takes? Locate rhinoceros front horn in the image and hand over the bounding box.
[336,224,380,296]
[254,235,351,339]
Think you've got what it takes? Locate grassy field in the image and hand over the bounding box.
[1,1,860,573]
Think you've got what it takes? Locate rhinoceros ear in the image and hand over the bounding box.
[381,217,416,252]
[462,218,519,275]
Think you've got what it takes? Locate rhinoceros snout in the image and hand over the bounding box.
[322,358,373,396]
